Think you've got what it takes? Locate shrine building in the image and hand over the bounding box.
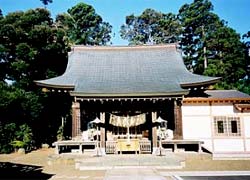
[35,44,250,158]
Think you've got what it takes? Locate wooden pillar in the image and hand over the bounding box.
[152,112,157,149]
[72,101,81,138]
[100,112,105,148]
[174,100,183,139]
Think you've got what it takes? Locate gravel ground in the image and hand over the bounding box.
[1,148,250,179]
[180,153,250,171]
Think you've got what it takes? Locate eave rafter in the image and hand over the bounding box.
[183,98,250,104]
[75,96,184,102]
[234,104,250,112]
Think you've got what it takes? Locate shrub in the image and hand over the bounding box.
[0,123,33,153]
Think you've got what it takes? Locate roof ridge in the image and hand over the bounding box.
[71,43,178,51]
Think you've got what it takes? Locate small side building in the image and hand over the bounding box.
[183,90,250,159]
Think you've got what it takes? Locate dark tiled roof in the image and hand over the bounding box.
[205,90,250,99]
[35,44,220,97]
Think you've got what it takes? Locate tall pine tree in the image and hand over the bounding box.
[120,9,181,45]
[56,3,112,45]
[178,0,246,89]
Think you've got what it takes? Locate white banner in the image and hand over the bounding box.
[109,114,146,127]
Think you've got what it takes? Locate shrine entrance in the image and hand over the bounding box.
[72,98,182,154]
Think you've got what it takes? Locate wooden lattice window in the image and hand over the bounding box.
[228,117,241,136]
[214,116,241,136]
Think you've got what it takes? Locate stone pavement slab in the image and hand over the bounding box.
[104,168,167,180]
[159,171,250,176]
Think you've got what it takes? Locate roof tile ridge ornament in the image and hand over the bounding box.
[71,43,178,51]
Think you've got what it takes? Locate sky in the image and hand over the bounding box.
[0,0,250,45]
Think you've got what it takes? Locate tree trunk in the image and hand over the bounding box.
[201,25,207,70]
[203,46,207,69]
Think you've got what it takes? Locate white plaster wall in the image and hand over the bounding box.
[182,116,211,139]
[182,103,249,154]
[244,116,250,138]
[245,139,250,151]
[213,139,244,152]
[211,104,234,115]
[182,104,210,116]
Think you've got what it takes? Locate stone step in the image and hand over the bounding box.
[75,154,185,170]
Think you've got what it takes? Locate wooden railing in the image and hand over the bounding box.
[139,139,151,153]
[106,141,117,154]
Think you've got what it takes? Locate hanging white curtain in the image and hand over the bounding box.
[109,113,146,127]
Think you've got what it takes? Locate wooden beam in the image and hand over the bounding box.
[72,101,81,138]
[174,100,183,140]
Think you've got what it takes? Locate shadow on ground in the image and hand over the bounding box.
[0,162,54,179]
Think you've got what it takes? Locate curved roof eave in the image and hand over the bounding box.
[180,77,221,88]
[34,79,75,90]
[70,90,189,98]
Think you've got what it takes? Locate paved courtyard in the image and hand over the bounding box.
[1,148,250,179]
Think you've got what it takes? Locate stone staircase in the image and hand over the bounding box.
[75,153,185,170]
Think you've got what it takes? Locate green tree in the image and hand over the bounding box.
[0,9,2,19]
[11,124,33,151]
[120,8,181,45]
[235,31,250,95]
[0,82,39,153]
[0,82,41,126]
[178,0,246,88]
[56,2,112,45]
[0,8,69,90]
[0,123,16,153]
[204,26,245,86]
[236,79,250,95]
[0,8,72,150]
[244,31,250,37]
[0,122,33,153]
[178,0,223,72]
[243,30,250,79]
